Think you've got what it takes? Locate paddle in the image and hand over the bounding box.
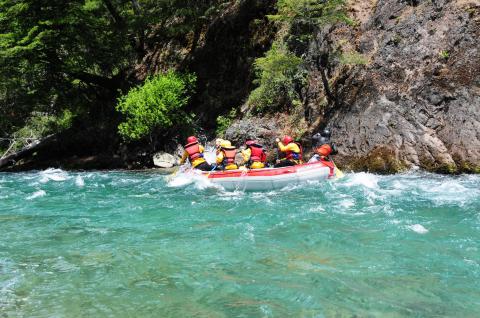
[333,162,345,179]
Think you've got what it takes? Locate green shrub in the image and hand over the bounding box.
[247,42,304,113]
[216,108,237,137]
[116,71,196,141]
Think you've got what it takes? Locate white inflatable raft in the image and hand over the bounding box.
[202,160,338,191]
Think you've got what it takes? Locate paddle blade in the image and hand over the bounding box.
[333,162,345,179]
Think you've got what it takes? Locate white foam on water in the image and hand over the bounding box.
[39,168,69,183]
[75,176,85,187]
[128,193,150,198]
[408,224,429,234]
[166,168,221,191]
[26,190,46,200]
[339,199,355,209]
[343,172,379,189]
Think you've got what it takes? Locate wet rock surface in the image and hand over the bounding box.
[322,0,480,172]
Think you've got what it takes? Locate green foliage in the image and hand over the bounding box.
[247,0,352,114]
[0,0,228,139]
[247,42,304,113]
[3,110,75,154]
[268,0,353,27]
[216,108,237,137]
[116,71,196,141]
[339,52,368,65]
[439,50,450,59]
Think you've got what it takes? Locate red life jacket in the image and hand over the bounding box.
[222,147,237,164]
[285,142,303,161]
[248,144,266,163]
[185,141,203,162]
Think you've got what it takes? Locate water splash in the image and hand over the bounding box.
[39,168,70,183]
[26,189,46,200]
[409,224,429,234]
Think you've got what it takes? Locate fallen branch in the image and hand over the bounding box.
[0,134,57,170]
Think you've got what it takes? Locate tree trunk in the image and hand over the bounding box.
[0,135,57,170]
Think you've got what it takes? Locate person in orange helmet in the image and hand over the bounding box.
[274,135,303,168]
[179,136,213,171]
[309,129,338,163]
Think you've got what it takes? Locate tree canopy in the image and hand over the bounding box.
[0,0,228,141]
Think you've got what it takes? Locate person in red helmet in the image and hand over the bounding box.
[274,135,303,167]
[179,136,213,171]
[241,139,267,169]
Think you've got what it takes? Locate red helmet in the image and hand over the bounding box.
[186,136,197,144]
[245,140,256,146]
[282,135,293,145]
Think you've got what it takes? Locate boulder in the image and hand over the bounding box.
[153,152,178,168]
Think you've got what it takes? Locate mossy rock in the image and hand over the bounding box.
[351,146,408,174]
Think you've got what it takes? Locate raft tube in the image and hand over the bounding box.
[202,160,337,191]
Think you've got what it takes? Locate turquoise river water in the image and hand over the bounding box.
[1,169,479,317]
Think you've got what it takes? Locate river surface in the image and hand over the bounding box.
[1,169,479,317]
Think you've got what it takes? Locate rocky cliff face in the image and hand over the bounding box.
[325,0,480,173]
[228,0,479,173]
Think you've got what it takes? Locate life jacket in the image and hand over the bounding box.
[185,141,203,162]
[285,142,303,161]
[248,143,266,163]
[221,147,237,165]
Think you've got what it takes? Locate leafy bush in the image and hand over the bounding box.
[216,108,237,136]
[247,43,304,113]
[116,71,196,141]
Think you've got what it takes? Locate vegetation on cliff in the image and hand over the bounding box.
[0,0,229,159]
[245,0,353,115]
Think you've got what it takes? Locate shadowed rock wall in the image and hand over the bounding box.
[326,0,480,172]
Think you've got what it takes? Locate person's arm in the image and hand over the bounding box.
[179,150,188,164]
[241,148,251,161]
[277,142,300,153]
[277,142,288,152]
[216,151,224,165]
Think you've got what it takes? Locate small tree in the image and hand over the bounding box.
[116,71,196,141]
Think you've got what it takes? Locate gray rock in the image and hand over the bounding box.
[153,152,178,168]
[305,0,480,173]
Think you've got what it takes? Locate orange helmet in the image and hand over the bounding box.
[317,144,332,157]
[186,136,198,144]
[282,135,293,145]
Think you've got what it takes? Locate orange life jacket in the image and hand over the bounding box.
[222,147,237,165]
[285,142,303,161]
[248,144,266,163]
[185,141,203,162]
